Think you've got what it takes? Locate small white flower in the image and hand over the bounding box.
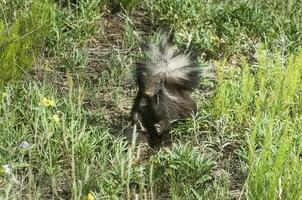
[2,164,11,174]
[20,141,30,149]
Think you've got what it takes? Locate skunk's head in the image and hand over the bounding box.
[137,70,162,97]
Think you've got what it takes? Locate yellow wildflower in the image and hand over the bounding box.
[41,97,55,107]
[2,92,7,98]
[87,192,95,200]
[51,114,60,124]
[210,34,220,45]
[43,63,53,72]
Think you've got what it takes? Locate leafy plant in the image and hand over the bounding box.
[147,0,302,59]
[0,1,54,87]
[106,0,142,13]
[150,144,213,199]
[211,48,302,199]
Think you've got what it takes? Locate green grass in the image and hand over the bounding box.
[212,50,302,199]
[147,0,302,60]
[1,0,302,199]
[0,1,54,87]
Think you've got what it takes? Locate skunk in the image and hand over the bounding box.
[131,31,201,147]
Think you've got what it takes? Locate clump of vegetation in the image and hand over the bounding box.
[106,0,141,13]
[0,79,132,199]
[0,1,54,87]
[45,0,102,71]
[151,144,213,199]
[212,48,302,199]
[147,0,302,59]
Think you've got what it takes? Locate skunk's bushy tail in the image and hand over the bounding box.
[136,31,201,91]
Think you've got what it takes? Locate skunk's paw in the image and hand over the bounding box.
[154,123,161,134]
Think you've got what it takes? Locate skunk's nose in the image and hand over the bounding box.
[144,91,154,97]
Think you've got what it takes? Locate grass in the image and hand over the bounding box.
[147,0,302,60]
[212,50,302,199]
[1,0,302,199]
[0,1,54,86]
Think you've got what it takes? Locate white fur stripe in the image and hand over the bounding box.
[162,87,179,101]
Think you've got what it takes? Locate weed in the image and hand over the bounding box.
[0,1,54,87]
[147,0,302,59]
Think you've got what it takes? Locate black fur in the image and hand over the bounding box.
[131,88,197,147]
